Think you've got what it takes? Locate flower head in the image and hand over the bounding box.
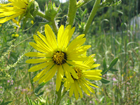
[0,0,38,24]
[64,54,102,99]
[25,24,91,91]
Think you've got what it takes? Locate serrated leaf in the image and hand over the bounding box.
[110,69,118,72]
[108,57,118,70]
[100,78,110,84]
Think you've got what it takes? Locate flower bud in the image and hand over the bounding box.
[45,1,60,21]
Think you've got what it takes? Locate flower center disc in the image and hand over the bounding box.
[73,67,82,80]
[53,51,67,65]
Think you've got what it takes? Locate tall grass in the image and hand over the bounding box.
[0,21,140,104]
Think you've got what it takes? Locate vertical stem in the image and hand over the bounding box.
[29,72,34,92]
[67,0,77,26]
[52,20,58,35]
[83,0,101,35]
[55,83,63,105]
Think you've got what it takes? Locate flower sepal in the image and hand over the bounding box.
[25,0,39,19]
[45,1,60,21]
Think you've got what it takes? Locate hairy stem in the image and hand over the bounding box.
[67,0,77,26]
[55,83,63,105]
[83,0,101,35]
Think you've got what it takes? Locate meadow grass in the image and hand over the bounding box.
[0,22,140,105]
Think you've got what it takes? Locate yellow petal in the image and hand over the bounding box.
[29,42,49,53]
[33,64,53,82]
[57,25,64,48]
[56,65,64,91]
[39,65,57,83]
[84,75,102,80]
[75,81,83,98]
[28,62,51,72]
[79,79,90,96]
[83,79,99,88]
[26,58,48,64]
[69,83,74,97]
[37,31,53,51]
[45,24,57,50]
[67,34,85,51]
[0,13,21,23]
[25,52,47,57]
[67,61,89,70]
[33,35,51,52]
[63,63,78,79]
[63,64,74,83]
[73,83,79,100]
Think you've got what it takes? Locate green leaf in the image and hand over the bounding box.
[82,9,87,16]
[101,78,110,84]
[108,57,118,70]
[34,83,45,94]
[102,58,108,74]
[36,91,44,97]
[103,58,107,70]
[110,69,118,72]
[0,101,12,105]
[26,96,32,105]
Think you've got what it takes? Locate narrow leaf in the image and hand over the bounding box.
[100,78,110,84]
[110,69,118,72]
[108,57,118,70]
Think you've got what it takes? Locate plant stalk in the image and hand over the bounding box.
[83,0,101,35]
[67,0,77,26]
[55,83,63,105]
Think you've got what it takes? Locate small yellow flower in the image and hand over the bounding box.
[31,20,34,24]
[12,33,19,38]
[25,24,91,91]
[64,54,102,99]
[0,0,32,24]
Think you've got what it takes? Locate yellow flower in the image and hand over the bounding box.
[31,20,34,24]
[25,24,91,91]
[64,54,102,99]
[12,33,19,38]
[0,0,31,24]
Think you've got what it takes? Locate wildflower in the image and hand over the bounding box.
[31,20,34,24]
[112,77,117,81]
[0,0,38,24]
[12,33,19,38]
[7,80,10,83]
[64,54,102,99]
[25,24,91,91]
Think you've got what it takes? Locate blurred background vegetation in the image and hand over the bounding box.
[0,0,140,105]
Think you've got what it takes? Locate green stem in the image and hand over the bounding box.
[37,10,48,20]
[28,67,34,92]
[67,0,77,26]
[83,0,101,35]
[52,20,58,35]
[55,83,63,105]
[37,10,58,34]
